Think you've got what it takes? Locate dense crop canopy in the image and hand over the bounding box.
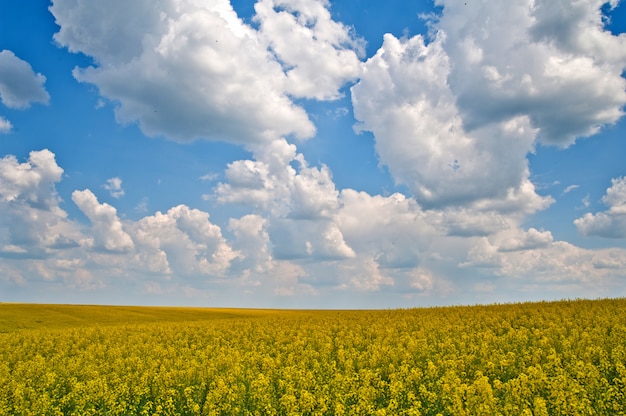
[1,299,625,415]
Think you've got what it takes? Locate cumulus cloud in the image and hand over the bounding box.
[351,33,542,210]
[496,228,554,252]
[0,50,50,109]
[216,138,355,262]
[351,0,625,213]
[49,0,363,144]
[229,214,273,275]
[437,0,626,146]
[341,257,394,292]
[50,0,313,143]
[227,214,324,295]
[462,232,626,286]
[338,190,434,269]
[0,150,79,258]
[575,177,626,238]
[103,177,125,198]
[269,218,355,260]
[2,146,625,302]
[254,0,365,100]
[72,189,135,252]
[131,205,239,277]
[0,150,63,208]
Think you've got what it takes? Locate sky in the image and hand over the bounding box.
[1,0,626,309]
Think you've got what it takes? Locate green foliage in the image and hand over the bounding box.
[1,299,625,415]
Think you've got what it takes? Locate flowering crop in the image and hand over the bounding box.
[1,299,625,415]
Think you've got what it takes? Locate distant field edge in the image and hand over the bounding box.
[1,297,624,333]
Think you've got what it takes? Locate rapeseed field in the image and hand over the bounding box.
[1,299,625,415]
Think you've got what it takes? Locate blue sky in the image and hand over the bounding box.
[1,0,626,308]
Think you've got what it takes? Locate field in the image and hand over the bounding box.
[1,299,625,415]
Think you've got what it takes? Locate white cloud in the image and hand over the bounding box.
[72,189,135,252]
[496,228,554,252]
[0,150,63,207]
[351,0,623,215]
[227,214,322,295]
[216,138,356,262]
[0,150,78,258]
[562,184,579,195]
[254,0,365,100]
[216,138,342,219]
[1,147,625,303]
[462,232,626,285]
[436,0,626,146]
[352,33,550,214]
[426,208,510,237]
[602,176,626,214]
[0,116,12,134]
[199,172,219,182]
[131,205,239,277]
[581,194,591,209]
[341,257,394,292]
[338,190,434,268]
[575,177,626,238]
[135,197,149,213]
[269,218,355,260]
[49,0,364,145]
[50,0,314,144]
[0,50,50,109]
[103,177,125,198]
[409,267,435,292]
[229,214,273,275]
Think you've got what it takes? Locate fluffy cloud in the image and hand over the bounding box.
[486,240,626,286]
[72,189,135,252]
[460,227,626,293]
[497,228,554,252]
[254,0,364,100]
[227,214,320,295]
[216,138,355,261]
[49,0,363,144]
[575,177,626,238]
[1,147,625,303]
[50,0,313,143]
[229,214,273,275]
[0,149,240,287]
[338,190,434,269]
[437,0,626,145]
[0,50,50,109]
[351,33,549,213]
[351,0,625,213]
[0,150,77,257]
[131,205,239,277]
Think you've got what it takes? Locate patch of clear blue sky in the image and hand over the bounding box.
[526,116,626,249]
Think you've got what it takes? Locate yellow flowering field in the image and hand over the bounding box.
[1,299,625,415]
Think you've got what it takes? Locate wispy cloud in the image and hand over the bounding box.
[562,184,579,195]
[0,116,12,133]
